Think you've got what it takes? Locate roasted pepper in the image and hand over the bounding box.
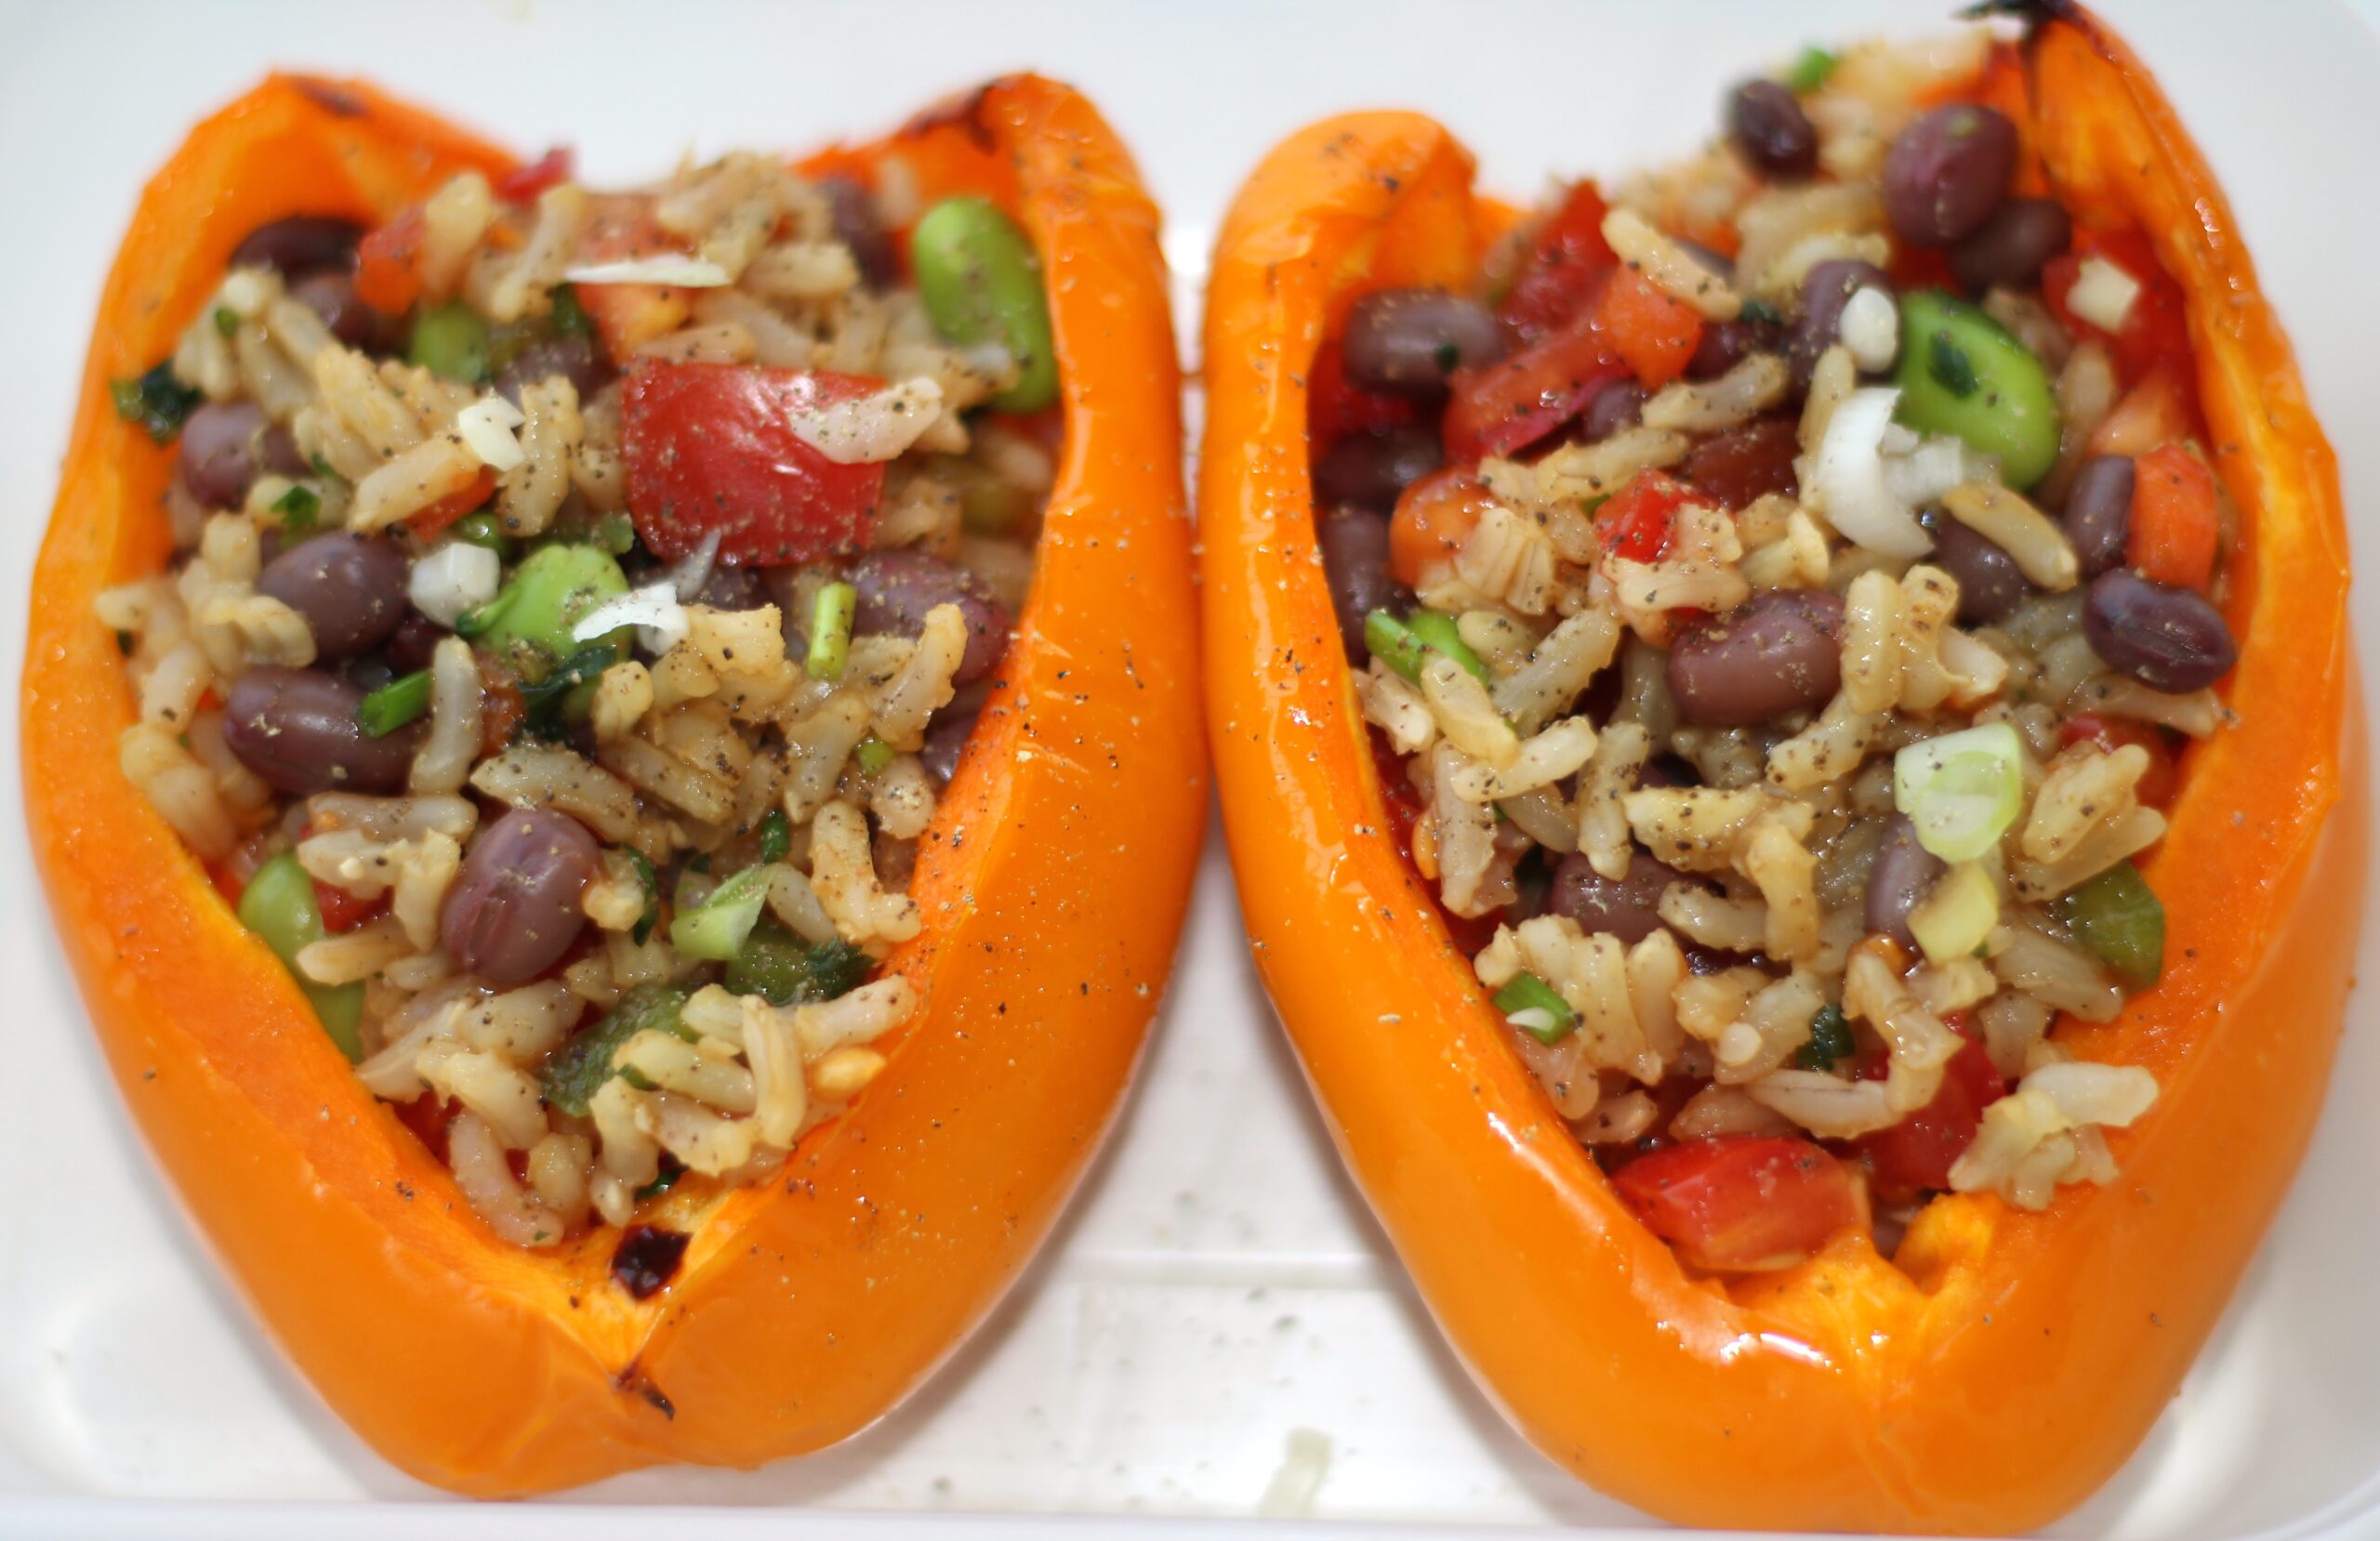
[23,72,1201,1496]
[1197,9,2362,1532]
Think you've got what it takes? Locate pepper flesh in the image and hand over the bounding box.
[23,72,1201,1496]
[1197,10,2363,1532]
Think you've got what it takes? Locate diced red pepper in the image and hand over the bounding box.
[403,467,497,540]
[354,206,427,314]
[1308,334,1421,444]
[1857,1035,2005,1200]
[1610,1136,1863,1272]
[1593,468,1690,563]
[2060,713,2179,810]
[572,200,694,358]
[1497,181,1620,345]
[1442,307,1629,463]
[2127,442,2219,591]
[2043,229,2194,391]
[496,147,575,204]
[312,878,384,934]
[1598,267,1704,389]
[621,361,887,565]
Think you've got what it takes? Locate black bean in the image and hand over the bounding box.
[1928,517,2030,624]
[819,176,897,291]
[178,401,269,509]
[229,216,364,277]
[1865,814,1944,949]
[290,270,399,353]
[922,681,988,784]
[1726,80,1818,181]
[2083,570,2237,692]
[256,532,411,659]
[441,808,599,986]
[2064,455,2135,578]
[220,666,416,795]
[1341,288,1503,394]
[495,334,610,407]
[1787,259,1895,389]
[1949,197,2072,295]
[1881,103,2018,246]
[1687,316,1783,382]
[1315,424,1442,512]
[847,547,1012,685]
[1551,850,1689,945]
[1582,379,1648,441]
[1317,506,1405,662]
[1666,588,1846,726]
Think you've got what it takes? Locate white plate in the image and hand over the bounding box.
[4,1,2377,1534]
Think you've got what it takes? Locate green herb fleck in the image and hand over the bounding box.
[1782,45,1839,94]
[758,808,792,865]
[213,306,240,338]
[549,283,594,339]
[634,1161,683,1202]
[1797,1003,1856,1073]
[1738,296,1784,326]
[110,362,201,443]
[539,985,693,1116]
[271,482,322,535]
[1928,331,1979,399]
[854,734,896,776]
[626,848,660,945]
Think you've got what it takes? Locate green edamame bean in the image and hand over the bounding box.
[911,196,1058,414]
[466,542,629,664]
[1893,289,2060,489]
[407,299,490,385]
[236,851,364,1060]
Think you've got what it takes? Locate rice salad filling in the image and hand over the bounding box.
[1314,30,2235,1272]
[99,145,1060,1258]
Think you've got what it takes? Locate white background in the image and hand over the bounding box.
[4,2,2379,1536]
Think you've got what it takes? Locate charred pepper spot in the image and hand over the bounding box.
[611,1223,691,1299]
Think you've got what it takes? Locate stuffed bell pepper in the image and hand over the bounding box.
[23,72,1201,1495]
[1200,5,2361,1531]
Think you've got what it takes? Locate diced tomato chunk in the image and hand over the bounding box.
[1857,1037,2005,1200]
[2127,442,2219,591]
[1442,307,1628,463]
[2043,230,2193,391]
[2087,369,2194,459]
[2061,713,2179,809]
[312,878,384,934]
[1611,1135,1862,1272]
[497,147,575,204]
[572,200,694,357]
[403,467,497,540]
[621,361,886,565]
[1598,267,1704,389]
[1497,181,1620,345]
[1593,469,1689,562]
[1308,335,1421,445]
[1387,469,1496,587]
[354,206,427,314]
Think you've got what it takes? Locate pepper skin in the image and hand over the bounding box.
[1197,10,2362,1533]
[22,73,1201,1495]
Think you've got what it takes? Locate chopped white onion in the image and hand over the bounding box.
[573,581,689,655]
[785,376,945,466]
[455,395,527,472]
[1839,285,1900,374]
[2066,256,2142,334]
[1812,388,1932,558]
[1882,432,1996,509]
[668,528,725,602]
[560,255,733,288]
[407,542,501,627]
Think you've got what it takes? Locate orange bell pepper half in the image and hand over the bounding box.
[22,72,1202,1495]
[1197,8,2362,1532]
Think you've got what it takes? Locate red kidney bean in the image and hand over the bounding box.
[1341,288,1504,394]
[1667,588,1845,726]
[1881,104,2018,246]
[2063,454,2135,577]
[257,532,411,659]
[848,547,1012,685]
[819,176,898,291]
[1313,423,1442,512]
[1865,813,1944,948]
[1317,505,1405,662]
[692,564,766,611]
[1687,316,1784,382]
[383,612,448,674]
[495,334,611,406]
[1927,517,2029,624]
[921,681,989,784]
[1582,379,1649,441]
[291,270,398,352]
[178,401,270,508]
[1552,850,1691,945]
[221,666,417,795]
[261,424,311,479]
[1682,416,1800,510]
[2083,570,2237,692]
[440,808,599,985]
[229,216,364,277]
[1949,197,2071,295]
[1787,259,1895,389]
[1726,80,1818,181]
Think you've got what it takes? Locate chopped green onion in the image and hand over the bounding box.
[2052,861,2164,986]
[1909,861,2001,966]
[1894,722,2025,863]
[757,808,792,865]
[213,305,240,338]
[236,852,364,1060]
[807,581,857,680]
[1405,609,1493,684]
[110,361,201,443]
[1737,296,1785,326]
[634,1161,683,1202]
[1364,609,1429,681]
[625,847,660,945]
[549,283,595,340]
[668,863,774,962]
[854,734,896,776]
[1797,1004,1854,1073]
[356,670,432,738]
[449,509,516,560]
[407,298,491,384]
[590,510,637,555]
[1782,45,1840,94]
[271,482,322,535]
[1492,972,1577,1046]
